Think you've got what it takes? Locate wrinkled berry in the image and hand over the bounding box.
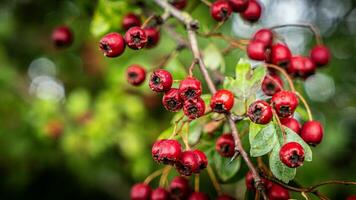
[126,64,146,86]
[271,91,298,118]
[179,77,202,101]
[149,69,173,92]
[125,26,148,50]
[216,134,235,157]
[279,142,305,168]
[162,88,184,112]
[144,28,160,48]
[210,89,235,113]
[247,100,273,124]
[261,74,283,96]
[211,0,232,22]
[99,32,126,57]
[122,13,141,30]
[169,176,191,199]
[183,98,206,120]
[152,139,182,165]
[176,150,200,176]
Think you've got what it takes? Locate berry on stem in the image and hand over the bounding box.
[247,41,268,61]
[261,74,283,96]
[125,26,148,50]
[193,149,208,172]
[188,192,209,200]
[169,0,187,10]
[162,88,184,112]
[280,117,301,134]
[228,0,248,13]
[179,77,202,101]
[149,69,173,92]
[122,13,141,30]
[247,100,273,124]
[271,91,298,118]
[130,183,152,200]
[151,188,170,200]
[144,28,160,48]
[268,184,290,200]
[270,43,292,67]
[287,56,315,78]
[310,45,331,67]
[175,150,200,176]
[151,139,182,165]
[240,0,262,22]
[216,134,235,157]
[126,64,146,86]
[210,89,235,113]
[52,26,73,48]
[99,32,126,57]
[183,97,206,120]
[300,120,324,146]
[210,0,232,22]
[245,171,255,190]
[279,142,305,168]
[253,28,274,48]
[169,176,191,199]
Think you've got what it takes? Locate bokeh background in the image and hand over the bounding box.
[0,0,355,199]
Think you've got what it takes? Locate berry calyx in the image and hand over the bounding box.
[210,89,235,113]
[130,183,152,200]
[162,88,184,112]
[99,32,126,57]
[228,0,248,13]
[193,149,208,172]
[216,134,235,157]
[310,45,330,67]
[210,0,232,22]
[149,69,173,92]
[179,77,202,101]
[126,64,146,86]
[279,142,305,168]
[151,139,182,165]
[247,41,268,61]
[261,74,283,96]
[175,150,199,176]
[124,26,148,50]
[188,192,209,200]
[287,56,316,78]
[151,188,170,200]
[169,0,187,10]
[122,13,141,31]
[51,26,73,48]
[270,43,292,67]
[216,194,236,200]
[144,28,160,48]
[247,100,273,124]
[300,120,324,146]
[169,176,191,199]
[253,28,274,48]
[268,184,290,200]
[281,117,301,134]
[240,0,262,22]
[271,91,298,118]
[183,97,206,120]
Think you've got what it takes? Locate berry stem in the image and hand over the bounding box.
[200,0,212,7]
[295,92,313,121]
[143,168,164,184]
[265,63,296,92]
[272,110,287,143]
[211,21,225,33]
[188,58,199,77]
[266,74,284,91]
[159,166,171,187]
[207,165,222,195]
[302,192,312,200]
[170,114,185,139]
[194,174,200,192]
[199,32,247,50]
[141,14,156,29]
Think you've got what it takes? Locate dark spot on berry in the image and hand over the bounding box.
[151,75,161,85]
[253,107,262,117]
[100,42,111,52]
[167,99,177,109]
[128,72,138,79]
[188,106,198,115]
[213,103,225,112]
[278,61,289,68]
[266,83,276,91]
[184,89,196,99]
[221,144,230,154]
[290,151,302,165]
[279,105,291,116]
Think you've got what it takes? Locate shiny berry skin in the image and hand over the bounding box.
[126,64,146,86]
[124,26,148,50]
[162,88,183,112]
[169,0,187,10]
[245,171,254,190]
[144,28,160,48]
[149,69,173,92]
[216,195,236,200]
[151,139,182,165]
[188,192,209,200]
[183,97,206,120]
[240,0,262,22]
[287,56,315,78]
[300,120,324,146]
[193,149,208,172]
[247,100,273,124]
[210,89,235,113]
[268,184,290,200]
[169,176,191,199]
[179,77,202,101]
[261,74,283,96]
[99,32,126,57]
[279,142,305,168]
[247,41,267,61]
[310,45,331,67]
[216,134,235,157]
[175,150,199,176]
[270,43,292,67]
[228,0,248,12]
[52,26,73,48]
[122,13,141,31]
[253,28,274,48]
[210,0,232,22]
[151,188,170,200]
[271,91,298,118]
[130,183,152,200]
[281,117,301,134]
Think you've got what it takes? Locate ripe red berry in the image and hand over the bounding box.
[130,183,152,200]
[183,97,206,120]
[162,88,184,112]
[247,41,268,61]
[188,192,209,200]
[144,28,160,48]
[347,195,356,200]
[124,26,148,50]
[210,89,235,113]
[149,69,173,92]
[279,142,305,168]
[271,91,298,118]
[151,188,170,200]
[261,74,283,96]
[126,64,146,86]
[169,0,187,10]
[210,0,232,22]
[245,171,254,190]
[300,120,324,146]
[193,149,208,172]
[247,100,273,124]
[310,45,330,67]
[179,77,202,101]
[151,139,182,165]
[240,0,262,22]
[99,32,126,57]
[228,0,248,12]
[52,26,73,48]
[216,194,236,200]
[287,56,315,78]
[216,134,235,157]
[280,117,301,134]
[253,28,274,48]
[169,176,191,199]
[122,13,141,31]
[268,184,290,200]
[176,150,199,176]
[270,43,292,67]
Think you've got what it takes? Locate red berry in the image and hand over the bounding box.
[279,142,305,168]
[210,89,235,113]
[280,117,301,134]
[245,171,254,190]
[99,32,126,57]
[183,98,206,120]
[122,13,141,31]
[52,26,73,48]
[188,192,209,200]
[130,183,152,200]
[253,28,274,48]
[300,120,323,146]
[169,0,187,10]
[125,26,148,50]
[247,41,268,61]
[144,28,160,48]
[261,74,283,96]
[210,0,232,22]
[271,91,298,118]
[193,149,208,172]
[162,88,184,112]
[228,0,248,12]
[151,188,170,200]
[216,194,236,200]
[175,150,199,176]
[179,77,202,101]
[149,69,173,92]
[347,195,356,200]
[169,176,191,199]
[270,43,292,67]
[216,134,235,157]
[287,56,315,78]
[247,100,273,124]
[268,184,290,200]
[310,45,330,67]
[151,139,182,165]
[240,0,262,22]
[126,64,146,86]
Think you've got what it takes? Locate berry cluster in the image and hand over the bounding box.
[210,0,262,22]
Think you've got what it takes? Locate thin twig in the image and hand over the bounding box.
[265,63,296,92]
[295,92,313,121]
[207,165,222,195]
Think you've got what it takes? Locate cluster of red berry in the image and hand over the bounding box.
[210,0,262,22]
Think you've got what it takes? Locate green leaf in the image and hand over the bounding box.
[250,124,278,157]
[188,120,203,145]
[157,126,174,140]
[284,127,313,162]
[203,43,226,72]
[269,143,296,183]
[214,152,241,182]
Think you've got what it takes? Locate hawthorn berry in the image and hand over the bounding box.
[193,149,208,172]
[216,134,235,157]
[347,196,356,200]
[261,74,283,96]
[151,188,170,200]
[175,150,199,176]
[99,32,126,57]
[169,0,187,10]
[247,41,268,61]
[183,97,206,120]
[310,45,331,67]
[228,0,248,13]
[52,26,73,48]
[144,28,160,48]
[270,43,292,67]
[188,192,209,200]
[271,91,298,118]
[300,120,324,146]
[245,171,254,190]
[179,77,202,101]
[124,26,148,50]
[122,13,141,30]
[287,56,315,78]
[210,0,232,22]
[126,64,146,86]
[281,117,301,134]
[247,100,273,124]
[268,184,290,200]
[279,142,305,168]
[216,195,236,200]
[253,28,274,48]
[151,139,182,165]
[162,88,184,112]
[240,0,262,22]
[210,89,235,113]
[149,69,173,92]
[169,176,191,199]
[130,183,152,200]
